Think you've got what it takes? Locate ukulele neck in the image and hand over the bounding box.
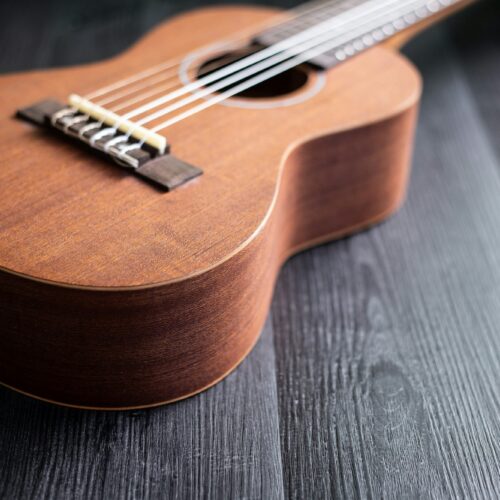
[255,0,472,70]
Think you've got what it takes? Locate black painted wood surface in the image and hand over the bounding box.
[0,1,499,498]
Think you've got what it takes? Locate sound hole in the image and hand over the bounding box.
[196,45,310,99]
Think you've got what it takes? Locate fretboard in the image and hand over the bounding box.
[255,0,463,69]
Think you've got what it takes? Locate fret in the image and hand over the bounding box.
[255,0,461,70]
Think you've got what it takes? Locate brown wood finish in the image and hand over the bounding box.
[0,5,423,408]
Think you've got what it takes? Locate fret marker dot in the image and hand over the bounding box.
[353,40,364,51]
[345,45,355,56]
[362,35,373,46]
[383,25,394,36]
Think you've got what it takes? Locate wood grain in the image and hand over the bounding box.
[0,0,499,498]
[273,16,500,500]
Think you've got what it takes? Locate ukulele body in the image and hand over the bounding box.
[0,5,421,409]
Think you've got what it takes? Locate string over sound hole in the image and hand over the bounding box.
[196,45,310,99]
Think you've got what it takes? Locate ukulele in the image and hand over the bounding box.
[0,0,472,409]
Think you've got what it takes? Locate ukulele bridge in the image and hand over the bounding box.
[16,98,202,191]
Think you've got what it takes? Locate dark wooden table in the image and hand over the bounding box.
[1,1,499,498]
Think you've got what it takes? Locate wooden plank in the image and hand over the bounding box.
[447,0,500,161]
[0,1,54,72]
[271,24,500,499]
